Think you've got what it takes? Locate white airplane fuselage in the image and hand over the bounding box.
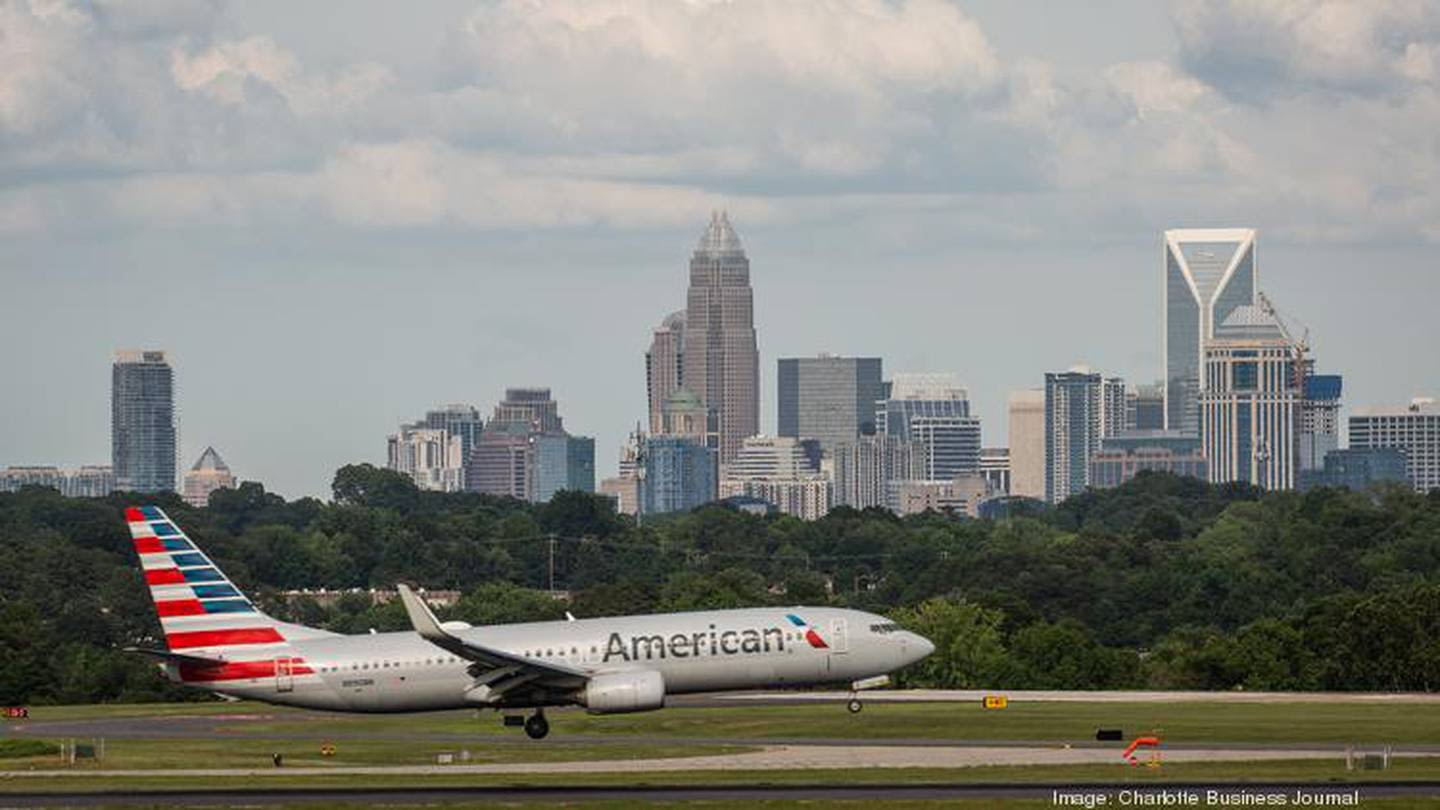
[190,606,931,712]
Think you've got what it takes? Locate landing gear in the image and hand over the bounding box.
[523,710,550,740]
[847,698,863,714]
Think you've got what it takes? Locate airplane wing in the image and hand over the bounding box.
[395,584,589,697]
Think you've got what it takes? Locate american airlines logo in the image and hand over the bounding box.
[602,616,826,663]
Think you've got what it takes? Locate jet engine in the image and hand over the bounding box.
[581,670,665,714]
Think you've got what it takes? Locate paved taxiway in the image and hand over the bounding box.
[5,783,1440,806]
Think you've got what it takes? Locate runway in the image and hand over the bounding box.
[3,783,1439,806]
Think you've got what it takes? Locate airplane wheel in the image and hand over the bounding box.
[524,713,550,740]
[847,698,863,714]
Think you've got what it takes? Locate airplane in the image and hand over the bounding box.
[123,505,935,739]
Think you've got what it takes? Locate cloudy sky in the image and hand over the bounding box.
[2,0,1437,498]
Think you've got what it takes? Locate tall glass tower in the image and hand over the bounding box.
[1163,228,1257,435]
[684,211,759,464]
[112,350,176,493]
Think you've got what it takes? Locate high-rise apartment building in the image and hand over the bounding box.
[777,355,883,453]
[419,404,484,462]
[642,436,717,515]
[1008,390,1045,500]
[0,465,116,497]
[389,425,465,492]
[1199,305,1301,490]
[889,476,991,518]
[831,435,924,510]
[645,311,686,436]
[1299,374,1342,472]
[112,349,177,493]
[1044,369,1125,503]
[182,447,237,507]
[876,373,980,480]
[1164,229,1258,435]
[1349,398,1440,492]
[683,211,759,464]
[719,436,830,520]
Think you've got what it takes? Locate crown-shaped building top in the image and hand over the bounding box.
[694,210,745,258]
[190,446,230,472]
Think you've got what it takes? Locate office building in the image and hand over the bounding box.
[532,434,595,502]
[388,424,465,492]
[1129,382,1166,431]
[1349,398,1440,492]
[112,349,176,493]
[1164,228,1258,435]
[489,387,563,434]
[777,355,883,452]
[723,478,832,521]
[1008,390,1045,500]
[466,425,532,499]
[1044,369,1125,503]
[1199,305,1301,490]
[877,373,980,480]
[831,435,924,510]
[0,465,116,498]
[889,476,991,518]
[979,447,1011,495]
[641,436,717,515]
[646,311,686,435]
[1299,374,1342,472]
[182,447,237,507]
[683,211,759,464]
[1089,431,1207,489]
[723,435,819,480]
[1298,448,1410,492]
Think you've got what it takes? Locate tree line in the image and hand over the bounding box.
[2,464,1439,704]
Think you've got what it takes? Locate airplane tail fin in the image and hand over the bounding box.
[124,506,335,664]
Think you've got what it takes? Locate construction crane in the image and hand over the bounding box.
[1256,291,1310,391]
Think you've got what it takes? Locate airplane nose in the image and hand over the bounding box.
[914,634,935,661]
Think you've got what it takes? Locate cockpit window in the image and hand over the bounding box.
[869,622,901,634]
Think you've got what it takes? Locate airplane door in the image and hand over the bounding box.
[830,619,849,654]
[275,656,295,693]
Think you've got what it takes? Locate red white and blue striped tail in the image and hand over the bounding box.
[125,506,331,672]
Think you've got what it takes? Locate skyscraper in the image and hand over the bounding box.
[1008,390,1045,500]
[777,355,883,453]
[112,350,176,493]
[641,436,717,515]
[831,435,924,510]
[683,211,759,464]
[1299,374,1342,472]
[182,447,237,507]
[1349,398,1440,492]
[1044,369,1124,503]
[419,404,484,462]
[466,387,590,502]
[1164,228,1258,435]
[646,311,686,436]
[388,424,465,492]
[1199,305,1301,490]
[876,373,980,480]
[1129,382,1165,431]
[532,434,595,501]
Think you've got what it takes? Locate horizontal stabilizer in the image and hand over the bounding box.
[123,646,229,668]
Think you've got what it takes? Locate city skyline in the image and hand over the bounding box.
[3,1,1439,498]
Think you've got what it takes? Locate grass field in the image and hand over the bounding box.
[26,696,1434,746]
